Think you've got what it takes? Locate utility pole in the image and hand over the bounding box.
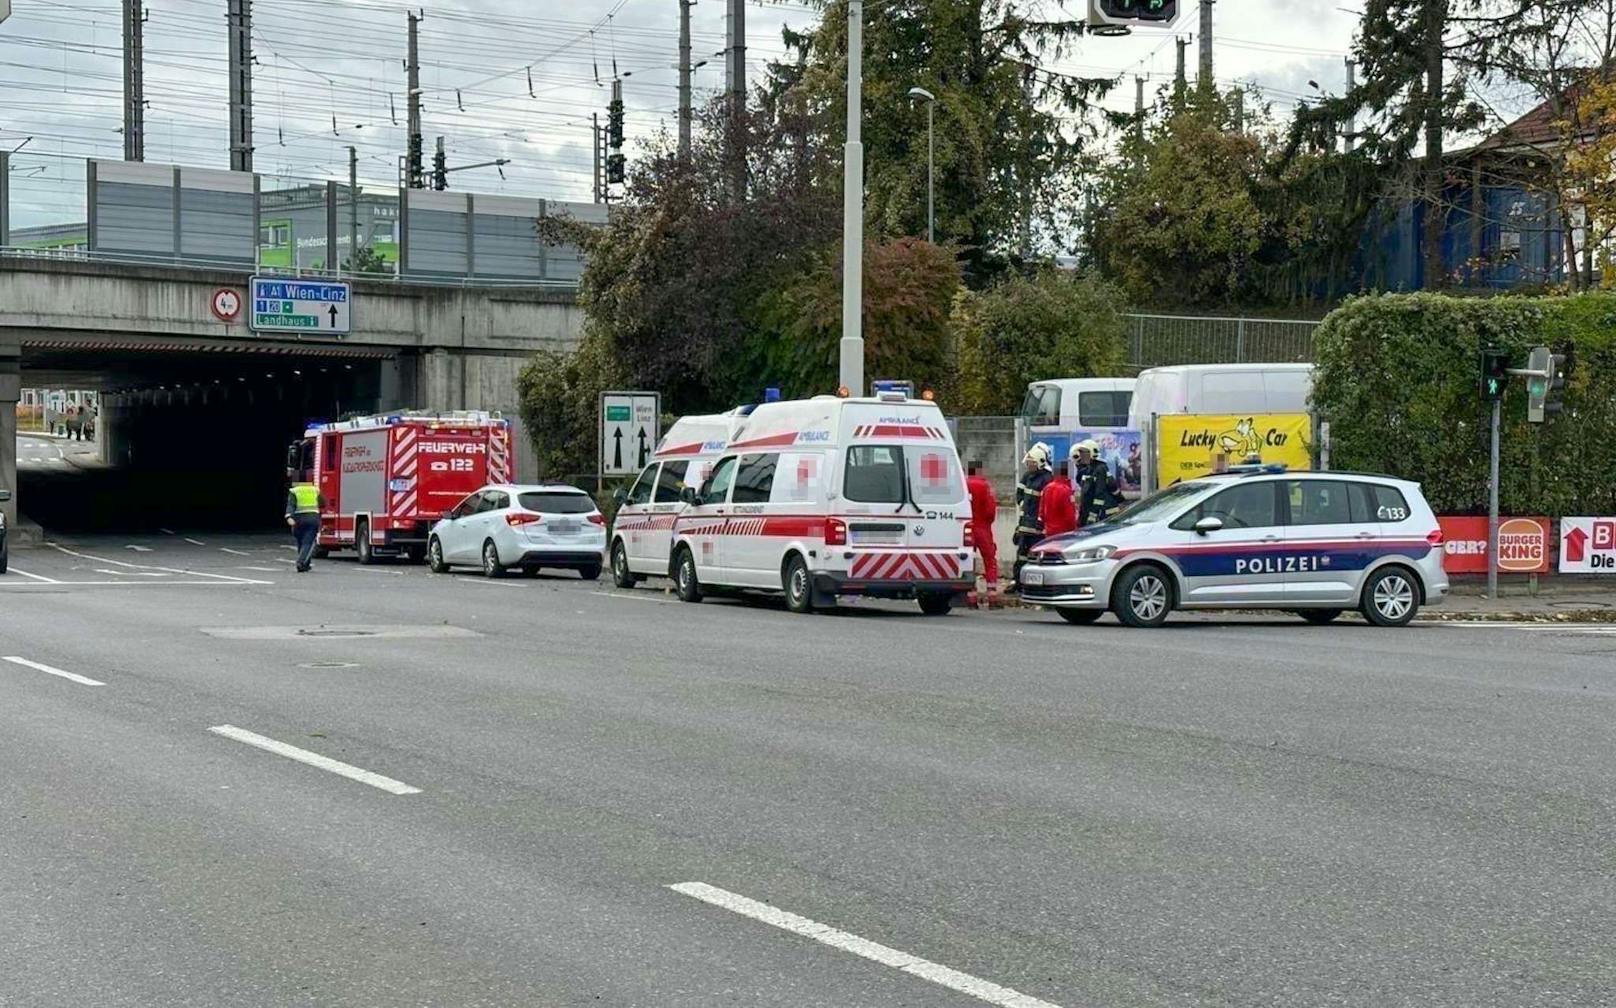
[406,12,424,189]
[724,0,745,197]
[592,114,603,203]
[839,0,863,398]
[122,0,144,161]
[1019,65,1033,259]
[1233,87,1244,131]
[226,0,253,171]
[348,145,359,268]
[1174,36,1188,104]
[677,0,693,160]
[1198,0,1213,94]
[1344,57,1356,151]
[1134,74,1145,144]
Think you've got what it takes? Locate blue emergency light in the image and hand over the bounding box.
[764,387,782,403]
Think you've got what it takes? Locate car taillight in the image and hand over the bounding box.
[505,512,541,527]
[824,517,847,546]
[1426,529,1444,546]
[587,513,606,525]
[963,522,974,548]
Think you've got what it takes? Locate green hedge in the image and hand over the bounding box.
[1312,291,1616,517]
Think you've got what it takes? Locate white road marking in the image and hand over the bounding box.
[208,725,422,795]
[48,543,268,584]
[125,544,154,552]
[184,537,207,547]
[0,580,266,588]
[159,528,175,535]
[94,569,169,577]
[667,882,1063,1008]
[237,565,280,572]
[2,655,107,687]
[1429,621,1614,631]
[220,548,251,556]
[5,567,60,583]
[589,590,672,604]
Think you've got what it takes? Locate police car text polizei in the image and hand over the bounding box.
[1017,467,1448,628]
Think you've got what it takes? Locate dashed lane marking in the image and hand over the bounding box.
[2,656,106,687]
[589,591,673,604]
[208,725,422,795]
[184,538,207,547]
[220,548,251,556]
[5,568,60,583]
[48,543,271,585]
[667,882,1063,1008]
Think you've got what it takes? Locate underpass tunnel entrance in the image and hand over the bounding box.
[17,339,400,533]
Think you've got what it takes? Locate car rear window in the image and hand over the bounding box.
[844,446,905,503]
[517,491,594,514]
[1362,483,1411,522]
[1077,390,1131,427]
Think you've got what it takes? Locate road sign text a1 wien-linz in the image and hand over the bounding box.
[249,277,352,335]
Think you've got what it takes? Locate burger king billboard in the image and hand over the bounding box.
[1436,516,1551,574]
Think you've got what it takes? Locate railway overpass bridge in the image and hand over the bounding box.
[1,256,584,531]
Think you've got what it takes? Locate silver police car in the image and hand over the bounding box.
[1019,467,1448,628]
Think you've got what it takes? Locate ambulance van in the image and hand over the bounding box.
[665,392,974,615]
[609,409,747,588]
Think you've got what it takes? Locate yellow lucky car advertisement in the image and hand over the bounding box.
[1156,414,1313,485]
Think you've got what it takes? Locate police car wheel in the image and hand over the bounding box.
[783,555,813,614]
[1297,609,1343,625]
[481,540,507,578]
[1057,608,1104,625]
[1112,565,1172,628]
[675,548,703,603]
[1362,568,1418,627]
[611,541,640,588]
[427,537,449,574]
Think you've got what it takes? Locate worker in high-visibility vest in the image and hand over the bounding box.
[285,470,325,573]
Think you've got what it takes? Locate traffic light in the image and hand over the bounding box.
[607,97,624,149]
[1480,347,1509,401]
[1089,0,1180,32]
[1545,351,1570,416]
[1525,345,1550,421]
[606,153,625,185]
[431,144,448,192]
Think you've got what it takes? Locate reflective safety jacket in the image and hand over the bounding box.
[1015,468,1051,540]
[286,483,323,517]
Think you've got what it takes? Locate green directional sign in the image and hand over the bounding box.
[606,405,632,422]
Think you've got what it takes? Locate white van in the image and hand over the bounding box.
[666,392,973,615]
[1128,363,1315,493]
[609,409,747,588]
[1021,378,1136,435]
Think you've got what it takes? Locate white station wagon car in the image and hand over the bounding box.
[428,483,606,578]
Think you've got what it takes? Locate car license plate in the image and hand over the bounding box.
[549,520,578,534]
[1022,569,1044,586]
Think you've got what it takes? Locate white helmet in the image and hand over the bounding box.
[1071,439,1100,457]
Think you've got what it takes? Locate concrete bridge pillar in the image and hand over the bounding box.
[1,338,18,531]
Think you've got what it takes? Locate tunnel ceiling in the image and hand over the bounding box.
[20,336,396,391]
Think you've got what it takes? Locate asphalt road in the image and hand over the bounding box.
[2,533,1614,1007]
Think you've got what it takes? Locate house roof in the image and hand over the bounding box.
[1477,70,1609,153]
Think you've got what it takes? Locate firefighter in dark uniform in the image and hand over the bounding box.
[1010,443,1053,588]
[1071,439,1120,526]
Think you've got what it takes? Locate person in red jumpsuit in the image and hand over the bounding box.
[966,461,999,606]
[1039,461,1078,538]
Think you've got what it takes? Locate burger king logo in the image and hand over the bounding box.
[1496,518,1548,572]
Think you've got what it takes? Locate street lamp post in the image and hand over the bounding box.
[839,0,864,397]
[907,86,935,244]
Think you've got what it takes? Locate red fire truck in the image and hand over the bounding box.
[287,411,514,563]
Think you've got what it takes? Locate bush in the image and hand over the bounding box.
[515,331,623,481]
[947,271,1128,415]
[1312,291,1616,516]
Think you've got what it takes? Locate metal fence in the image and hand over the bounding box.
[1125,313,1321,370]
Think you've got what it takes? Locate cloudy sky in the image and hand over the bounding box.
[0,1,1494,229]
